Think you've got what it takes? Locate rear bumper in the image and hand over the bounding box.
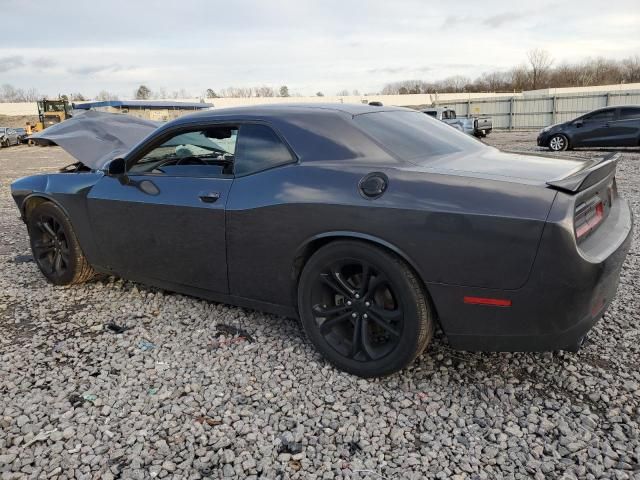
[429,196,633,352]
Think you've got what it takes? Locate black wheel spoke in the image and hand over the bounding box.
[350,316,363,358]
[313,303,350,318]
[358,264,372,296]
[369,305,401,322]
[53,251,63,272]
[40,221,56,238]
[319,311,352,335]
[320,271,354,297]
[33,240,55,253]
[360,318,376,360]
[367,309,401,338]
[363,275,387,300]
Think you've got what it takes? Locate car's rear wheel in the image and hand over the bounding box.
[27,202,98,286]
[298,240,434,377]
[548,134,569,151]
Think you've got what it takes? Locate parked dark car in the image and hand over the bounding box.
[0,127,20,147]
[538,105,640,151]
[11,104,633,377]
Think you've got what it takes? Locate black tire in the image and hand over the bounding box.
[298,240,434,377]
[27,202,98,286]
[548,134,569,152]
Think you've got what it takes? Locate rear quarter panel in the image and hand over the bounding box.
[226,162,556,306]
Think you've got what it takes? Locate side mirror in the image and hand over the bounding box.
[574,120,584,128]
[105,157,126,176]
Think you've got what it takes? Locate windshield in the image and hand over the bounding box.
[354,110,485,163]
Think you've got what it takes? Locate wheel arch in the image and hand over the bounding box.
[21,194,70,222]
[290,231,436,313]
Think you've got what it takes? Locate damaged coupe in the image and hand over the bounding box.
[11,104,633,377]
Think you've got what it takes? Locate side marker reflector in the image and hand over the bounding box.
[464,296,512,307]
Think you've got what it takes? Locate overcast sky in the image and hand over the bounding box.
[0,0,638,98]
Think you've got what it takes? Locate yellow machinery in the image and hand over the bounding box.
[31,99,72,133]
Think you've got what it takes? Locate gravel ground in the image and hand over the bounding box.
[0,132,639,479]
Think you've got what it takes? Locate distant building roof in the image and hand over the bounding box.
[73,100,213,110]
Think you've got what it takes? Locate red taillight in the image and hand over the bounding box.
[574,196,605,241]
[463,296,512,307]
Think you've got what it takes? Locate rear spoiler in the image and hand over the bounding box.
[546,152,620,194]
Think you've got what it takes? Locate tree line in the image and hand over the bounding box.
[381,51,640,95]
[2,50,639,102]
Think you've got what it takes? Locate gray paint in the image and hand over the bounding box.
[11,103,633,351]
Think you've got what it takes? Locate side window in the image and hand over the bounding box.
[424,111,437,118]
[129,126,238,177]
[584,109,615,122]
[619,107,640,120]
[234,124,295,176]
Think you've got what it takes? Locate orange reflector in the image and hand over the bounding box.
[464,296,512,307]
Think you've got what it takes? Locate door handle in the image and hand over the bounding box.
[199,192,220,203]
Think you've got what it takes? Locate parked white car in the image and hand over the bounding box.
[0,127,20,147]
[422,107,492,137]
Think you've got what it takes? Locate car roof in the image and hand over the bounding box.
[168,102,410,126]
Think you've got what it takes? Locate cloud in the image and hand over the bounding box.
[367,66,432,75]
[68,64,125,75]
[31,57,57,69]
[0,55,24,73]
[482,12,526,28]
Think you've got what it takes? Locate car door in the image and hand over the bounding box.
[572,108,617,147]
[225,123,298,303]
[86,125,237,293]
[615,107,640,146]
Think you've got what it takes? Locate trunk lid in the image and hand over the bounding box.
[411,147,586,186]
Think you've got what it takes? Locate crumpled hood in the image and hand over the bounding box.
[31,110,161,169]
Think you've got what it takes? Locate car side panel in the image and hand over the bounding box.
[12,173,104,266]
[226,163,556,306]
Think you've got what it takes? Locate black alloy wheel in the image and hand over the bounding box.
[32,213,70,279]
[298,240,434,377]
[27,202,98,285]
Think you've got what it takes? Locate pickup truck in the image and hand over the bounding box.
[421,107,492,137]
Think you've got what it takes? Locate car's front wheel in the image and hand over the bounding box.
[27,202,98,285]
[298,240,434,377]
[548,134,569,151]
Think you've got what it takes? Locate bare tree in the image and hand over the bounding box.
[527,48,553,89]
[336,89,350,96]
[95,90,119,101]
[622,55,640,83]
[0,84,41,102]
[254,86,275,97]
[220,86,253,98]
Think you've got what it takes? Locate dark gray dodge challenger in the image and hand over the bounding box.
[11,104,633,377]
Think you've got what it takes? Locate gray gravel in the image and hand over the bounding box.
[1,132,639,479]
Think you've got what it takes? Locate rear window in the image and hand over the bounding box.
[354,111,484,162]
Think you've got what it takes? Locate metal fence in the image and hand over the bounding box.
[436,90,640,129]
